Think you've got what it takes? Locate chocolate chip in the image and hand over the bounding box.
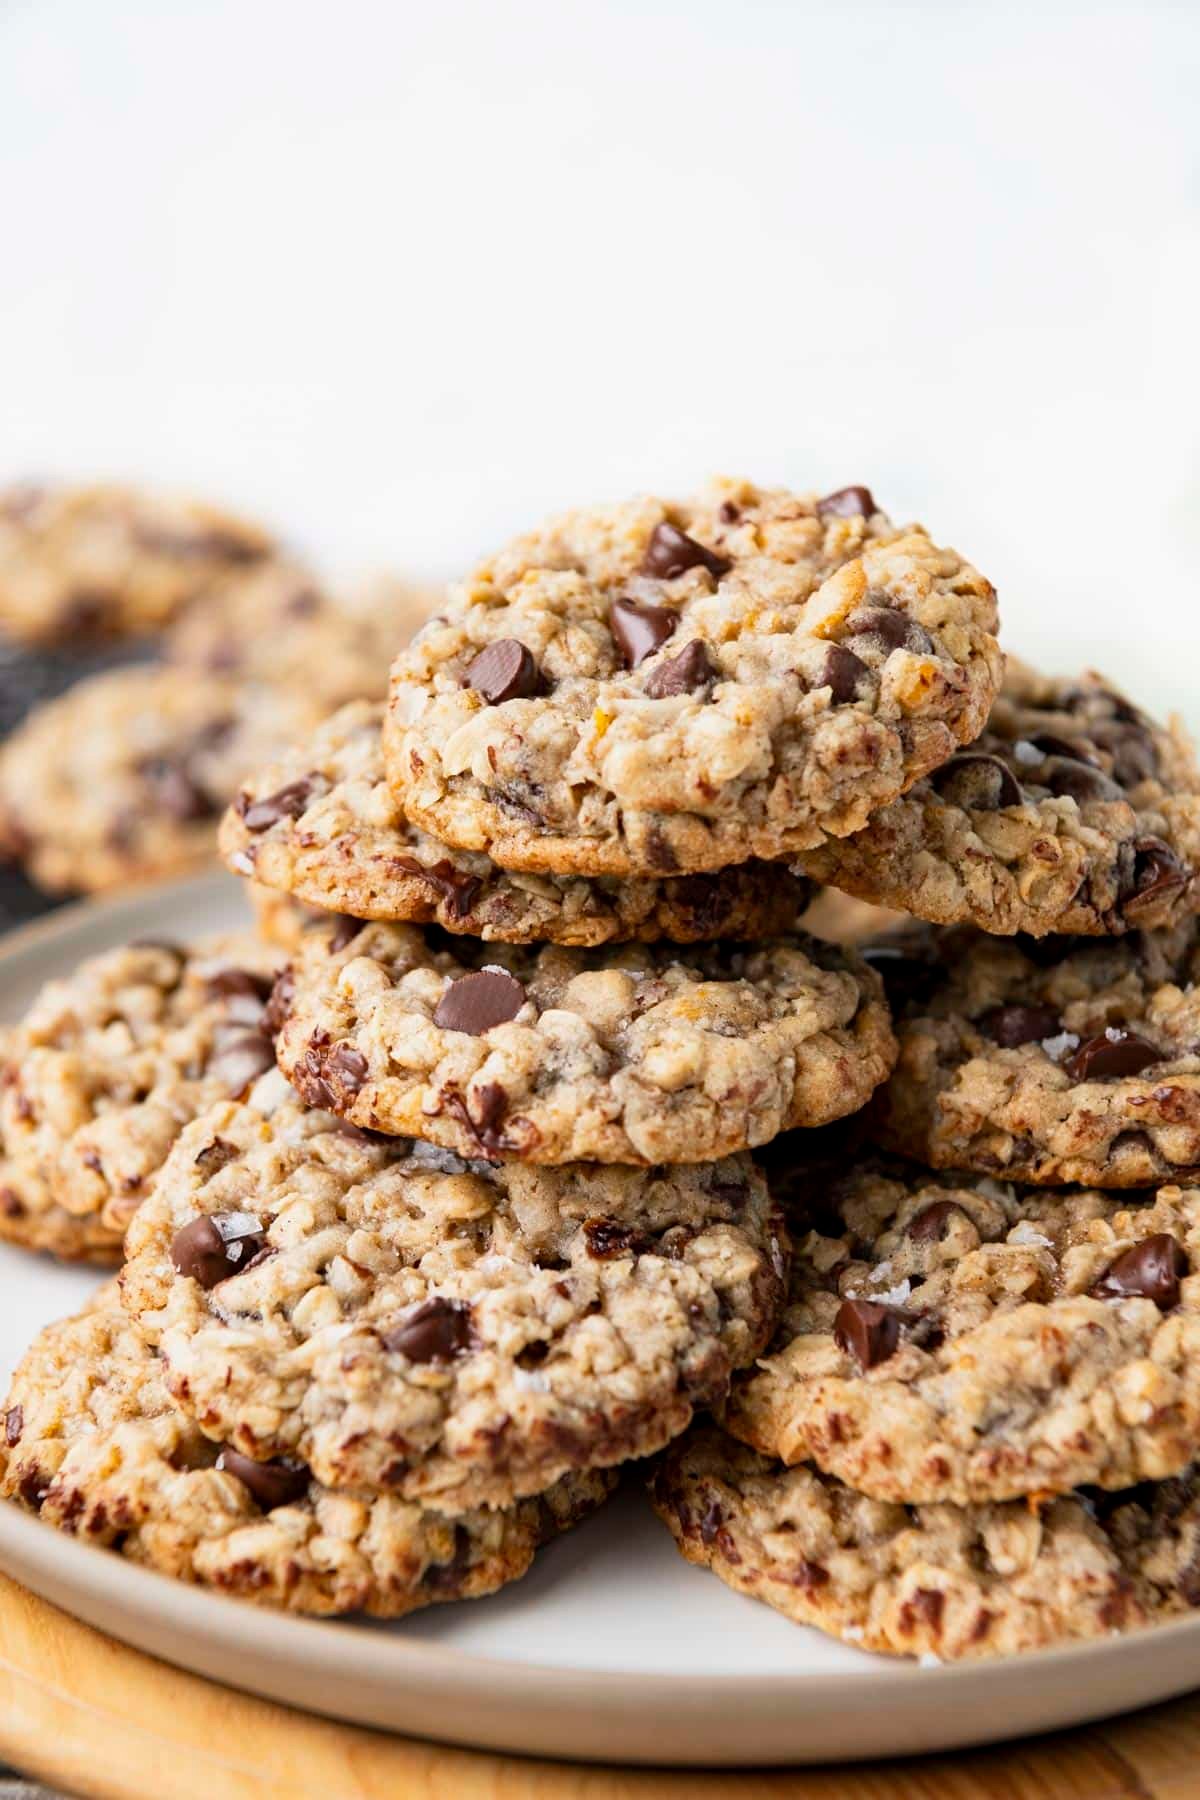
[237,775,323,832]
[263,968,296,1036]
[979,1003,1062,1048]
[1027,733,1099,766]
[433,968,526,1034]
[470,1081,508,1148]
[1122,838,1191,921]
[393,855,483,920]
[814,643,870,702]
[136,755,218,823]
[206,968,275,1004]
[1039,758,1124,804]
[382,1297,473,1362]
[833,1297,901,1369]
[1064,1030,1161,1081]
[907,1199,967,1242]
[718,501,740,524]
[327,915,363,954]
[639,522,730,581]
[5,1406,22,1447]
[422,1522,473,1591]
[583,1217,652,1259]
[932,752,1023,811]
[216,1447,309,1509]
[610,596,677,669]
[194,1136,238,1175]
[816,486,877,519]
[643,640,715,698]
[845,605,933,656]
[327,1044,369,1093]
[464,638,543,704]
[206,1029,275,1095]
[1092,1233,1188,1309]
[169,1214,266,1288]
[859,943,940,1011]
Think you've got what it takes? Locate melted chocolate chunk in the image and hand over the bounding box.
[169,1213,266,1288]
[639,521,730,581]
[816,486,877,519]
[327,915,363,953]
[216,1447,309,1509]
[979,1003,1062,1048]
[1092,1233,1188,1310]
[610,596,677,669]
[1122,838,1190,921]
[859,942,940,1012]
[464,639,543,704]
[814,643,869,702]
[5,1405,22,1447]
[583,1217,652,1260]
[845,605,933,656]
[931,753,1022,811]
[206,967,275,1004]
[137,755,218,823]
[392,855,484,920]
[1026,733,1099,766]
[433,968,526,1034]
[643,640,715,698]
[238,774,324,832]
[1064,1030,1161,1082]
[833,1297,901,1369]
[1039,758,1124,804]
[382,1296,473,1362]
[206,1029,275,1095]
[907,1199,967,1242]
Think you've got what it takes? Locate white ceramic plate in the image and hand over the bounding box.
[0,871,1198,1767]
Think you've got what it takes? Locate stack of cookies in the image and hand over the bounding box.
[4,475,1200,1661]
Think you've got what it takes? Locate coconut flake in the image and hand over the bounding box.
[1012,739,1043,766]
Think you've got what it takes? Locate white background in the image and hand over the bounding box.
[1,1,1198,714]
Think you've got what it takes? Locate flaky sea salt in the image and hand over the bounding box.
[1042,1031,1081,1061]
[1012,740,1043,766]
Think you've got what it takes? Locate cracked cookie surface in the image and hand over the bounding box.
[273,918,895,1163]
[0,482,273,644]
[223,702,812,946]
[650,1422,1200,1660]
[120,1088,786,1509]
[0,935,285,1261]
[384,478,999,876]
[0,664,324,892]
[1,1291,614,1614]
[869,921,1200,1187]
[799,662,1200,937]
[722,1156,1200,1504]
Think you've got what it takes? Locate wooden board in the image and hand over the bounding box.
[0,1572,1196,1799]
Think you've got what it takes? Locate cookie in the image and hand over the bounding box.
[0,1133,121,1265]
[273,918,896,1163]
[799,661,1200,937]
[247,882,333,951]
[1,1292,614,1615]
[0,935,285,1261]
[120,1087,786,1508]
[868,921,1200,1187]
[223,701,812,946]
[722,1157,1200,1504]
[167,564,437,711]
[0,664,323,893]
[0,482,273,644]
[650,1423,1200,1660]
[383,478,1000,876]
